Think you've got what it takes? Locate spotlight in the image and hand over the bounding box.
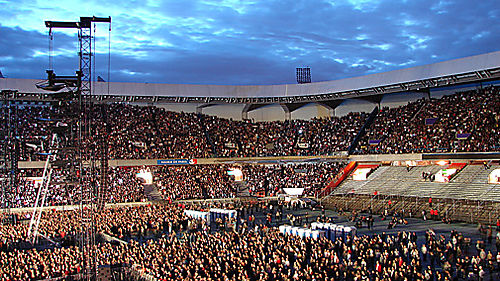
[35,81,67,92]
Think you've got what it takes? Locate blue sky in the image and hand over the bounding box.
[0,0,499,85]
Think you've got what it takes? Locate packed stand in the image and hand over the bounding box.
[356,99,426,154]
[10,167,145,208]
[356,87,500,154]
[243,162,345,197]
[10,86,500,161]
[8,104,73,161]
[106,104,211,159]
[10,162,344,211]
[204,112,367,157]
[153,165,235,200]
[14,103,366,160]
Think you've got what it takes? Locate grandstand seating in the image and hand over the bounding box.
[11,162,343,207]
[331,164,499,201]
[323,163,500,224]
[9,86,499,161]
[355,87,500,154]
[3,35,500,280]
[4,86,500,227]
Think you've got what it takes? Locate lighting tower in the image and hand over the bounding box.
[296,67,312,84]
[42,16,111,280]
[45,17,111,97]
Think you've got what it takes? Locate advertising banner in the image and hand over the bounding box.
[156,159,197,165]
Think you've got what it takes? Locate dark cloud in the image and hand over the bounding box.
[1,0,499,85]
[0,24,78,78]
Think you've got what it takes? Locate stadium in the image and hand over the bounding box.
[1,5,500,281]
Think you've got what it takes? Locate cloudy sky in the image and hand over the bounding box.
[0,0,499,85]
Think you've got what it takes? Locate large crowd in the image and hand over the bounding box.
[243,162,344,197]
[2,84,499,280]
[9,162,343,208]
[1,201,500,280]
[356,87,500,154]
[105,104,212,159]
[153,165,235,200]
[12,103,365,161]
[7,87,498,161]
[203,112,366,157]
[0,204,189,251]
[11,167,145,208]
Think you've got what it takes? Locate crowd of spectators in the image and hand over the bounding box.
[356,87,500,154]
[10,167,145,208]
[243,162,345,197]
[356,99,426,154]
[2,104,62,161]
[3,86,500,280]
[153,165,235,200]
[9,162,342,208]
[203,112,366,157]
[105,104,212,159]
[8,86,499,161]
[1,201,500,280]
[11,103,366,160]
[0,203,191,251]
[8,103,212,161]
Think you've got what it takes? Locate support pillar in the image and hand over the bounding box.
[242,104,251,120]
[280,104,291,121]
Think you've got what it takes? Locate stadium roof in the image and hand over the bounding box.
[2,51,500,106]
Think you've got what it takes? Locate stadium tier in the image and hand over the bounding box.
[355,88,500,154]
[5,86,500,161]
[11,162,344,207]
[323,161,500,224]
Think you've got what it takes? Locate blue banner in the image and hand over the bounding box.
[425,118,438,125]
[456,133,471,140]
[157,159,197,165]
[369,140,381,146]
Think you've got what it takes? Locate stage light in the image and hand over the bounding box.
[227,168,243,182]
[436,160,448,166]
[136,169,153,184]
[35,81,67,92]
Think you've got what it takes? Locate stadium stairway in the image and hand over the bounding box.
[410,102,426,121]
[318,161,357,197]
[348,107,378,155]
[197,113,218,157]
[143,184,163,202]
[349,101,425,154]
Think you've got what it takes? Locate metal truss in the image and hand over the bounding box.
[44,16,111,280]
